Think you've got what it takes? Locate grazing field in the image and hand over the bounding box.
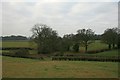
[91,49,119,56]
[78,49,119,57]
[1,41,37,54]
[80,40,108,52]
[0,56,2,78]
[64,49,119,57]
[1,40,108,52]
[2,56,118,78]
[1,40,118,56]
[1,41,36,48]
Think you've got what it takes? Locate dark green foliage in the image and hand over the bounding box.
[118,34,120,48]
[1,35,28,41]
[31,24,60,54]
[94,34,101,40]
[61,34,75,52]
[76,29,95,53]
[2,47,33,50]
[52,56,120,62]
[15,49,29,57]
[72,43,79,52]
[101,28,119,49]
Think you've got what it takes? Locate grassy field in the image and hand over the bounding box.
[0,56,2,78]
[91,49,119,56]
[1,41,37,48]
[78,49,119,57]
[1,40,119,56]
[1,41,37,54]
[1,40,108,53]
[2,56,118,78]
[79,41,108,52]
[1,40,119,78]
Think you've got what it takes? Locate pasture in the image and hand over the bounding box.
[80,40,108,52]
[1,40,37,54]
[2,56,118,78]
[72,49,119,57]
[1,40,119,78]
[1,40,108,53]
[1,40,37,48]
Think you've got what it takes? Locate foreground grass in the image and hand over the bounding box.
[0,56,2,78]
[2,56,118,78]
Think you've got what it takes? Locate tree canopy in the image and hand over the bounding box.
[101,27,119,49]
[31,24,60,54]
[31,23,119,54]
[75,29,95,53]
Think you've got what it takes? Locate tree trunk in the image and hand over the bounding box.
[85,44,88,53]
[117,44,120,49]
[112,44,115,49]
[108,44,111,49]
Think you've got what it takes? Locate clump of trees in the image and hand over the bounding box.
[31,24,61,54]
[75,29,95,53]
[31,23,120,54]
[101,27,120,49]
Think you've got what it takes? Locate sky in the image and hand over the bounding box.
[1,0,119,37]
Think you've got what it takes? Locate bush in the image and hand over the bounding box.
[72,43,79,52]
[15,49,29,57]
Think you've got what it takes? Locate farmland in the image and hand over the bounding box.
[1,40,36,48]
[1,40,119,78]
[1,40,108,52]
[2,56,118,78]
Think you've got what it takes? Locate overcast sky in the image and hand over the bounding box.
[1,0,119,37]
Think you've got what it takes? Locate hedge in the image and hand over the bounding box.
[52,56,120,62]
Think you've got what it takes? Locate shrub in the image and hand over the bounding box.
[15,49,29,57]
[72,43,79,52]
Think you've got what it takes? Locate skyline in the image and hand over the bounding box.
[1,0,118,37]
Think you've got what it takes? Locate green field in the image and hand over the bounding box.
[1,40,119,78]
[2,56,118,78]
[1,40,119,56]
[1,41,37,48]
[91,49,119,56]
[0,56,2,78]
[1,41,37,54]
[80,40,108,52]
[73,49,119,57]
[1,40,108,52]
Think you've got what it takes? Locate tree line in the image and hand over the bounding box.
[1,35,28,41]
[31,23,120,54]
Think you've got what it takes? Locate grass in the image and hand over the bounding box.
[79,49,119,57]
[0,56,1,78]
[1,40,119,78]
[2,56,118,78]
[1,41,37,48]
[91,49,119,56]
[87,41,108,51]
[1,41,37,54]
[79,40,108,52]
[64,49,119,57]
[1,40,119,56]
[1,40,108,54]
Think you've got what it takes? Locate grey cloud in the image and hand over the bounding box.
[2,2,118,37]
